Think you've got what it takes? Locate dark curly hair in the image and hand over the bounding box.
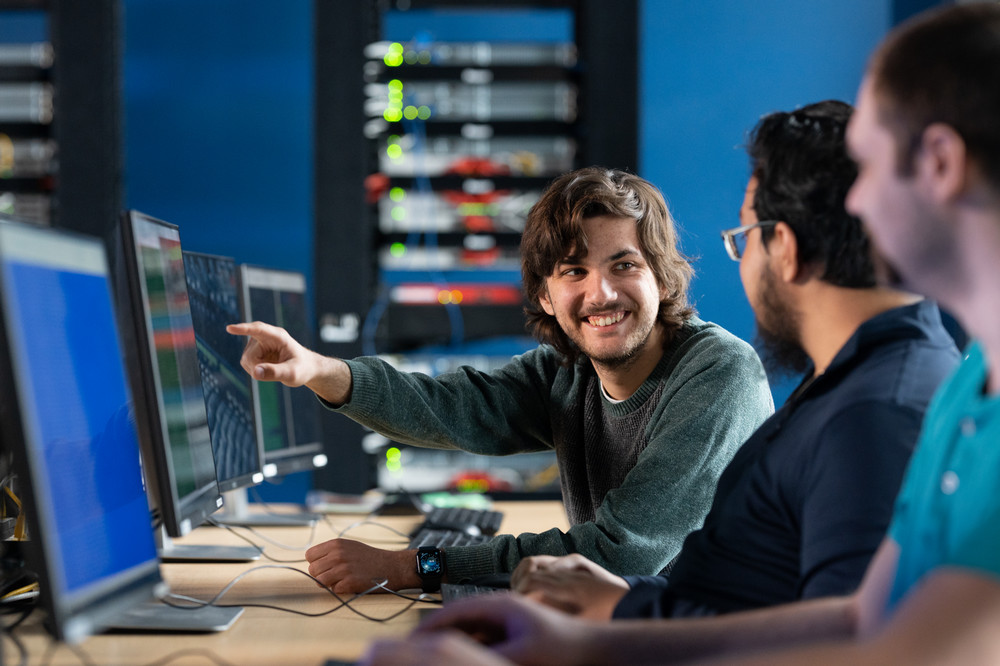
[748,100,875,288]
[520,167,694,363]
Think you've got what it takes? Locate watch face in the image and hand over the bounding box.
[418,550,442,575]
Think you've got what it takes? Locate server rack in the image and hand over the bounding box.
[0,0,122,238]
[314,0,637,493]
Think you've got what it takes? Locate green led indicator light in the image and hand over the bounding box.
[384,43,404,67]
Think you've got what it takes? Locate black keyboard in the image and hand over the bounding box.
[440,583,510,604]
[408,528,492,548]
[423,506,504,535]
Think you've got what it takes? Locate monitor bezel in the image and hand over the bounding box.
[112,210,224,537]
[238,264,325,478]
[182,250,265,493]
[0,219,165,643]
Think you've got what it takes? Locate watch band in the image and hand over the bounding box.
[416,546,444,593]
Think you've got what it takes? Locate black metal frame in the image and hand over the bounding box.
[312,0,638,492]
[48,0,123,238]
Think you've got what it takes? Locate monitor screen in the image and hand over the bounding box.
[112,211,222,537]
[0,220,165,643]
[238,265,325,478]
[183,251,263,493]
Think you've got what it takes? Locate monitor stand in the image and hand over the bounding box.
[156,525,261,563]
[110,600,244,633]
[211,488,320,528]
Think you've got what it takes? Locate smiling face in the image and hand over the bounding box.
[538,215,667,371]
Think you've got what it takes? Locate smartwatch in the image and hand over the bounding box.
[415,546,445,593]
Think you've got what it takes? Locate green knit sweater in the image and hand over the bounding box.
[330,317,772,582]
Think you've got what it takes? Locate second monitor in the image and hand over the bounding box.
[239,265,328,481]
[184,251,316,527]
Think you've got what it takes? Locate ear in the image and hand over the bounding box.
[768,222,803,284]
[915,123,968,202]
[538,284,555,316]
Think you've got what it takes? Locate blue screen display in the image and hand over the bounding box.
[2,260,157,596]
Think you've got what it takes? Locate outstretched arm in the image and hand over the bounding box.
[226,321,353,405]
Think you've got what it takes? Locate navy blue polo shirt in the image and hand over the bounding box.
[615,301,960,618]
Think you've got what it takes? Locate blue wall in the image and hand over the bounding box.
[122,0,313,283]
[122,0,314,500]
[639,1,890,401]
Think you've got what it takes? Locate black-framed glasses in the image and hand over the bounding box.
[720,221,779,261]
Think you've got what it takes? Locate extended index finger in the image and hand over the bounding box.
[226,321,271,338]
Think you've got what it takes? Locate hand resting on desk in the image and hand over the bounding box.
[361,631,515,666]
[362,594,591,666]
[305,538,421,594]
[511,553,629,620]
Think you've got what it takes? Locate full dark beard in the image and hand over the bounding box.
[754,269,811,381]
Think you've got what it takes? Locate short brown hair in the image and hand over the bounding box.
[870,3,1000,188]
[520,167,694,362]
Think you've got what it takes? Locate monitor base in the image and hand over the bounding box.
[110,601,244,633]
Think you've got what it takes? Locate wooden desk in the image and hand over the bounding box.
[10,501,568,666]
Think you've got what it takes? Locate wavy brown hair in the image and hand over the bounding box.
[521,167,694,363]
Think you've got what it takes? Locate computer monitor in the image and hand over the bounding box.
[182,250,263,492]
[0,219,241,642]
[112,210,258,562]
[183,251,313,527]
[239,265,327,479]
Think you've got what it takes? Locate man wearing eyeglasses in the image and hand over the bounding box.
[500,100,960,622]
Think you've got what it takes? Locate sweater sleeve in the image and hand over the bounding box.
[444,331,773,581]
[325,349,557,456]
